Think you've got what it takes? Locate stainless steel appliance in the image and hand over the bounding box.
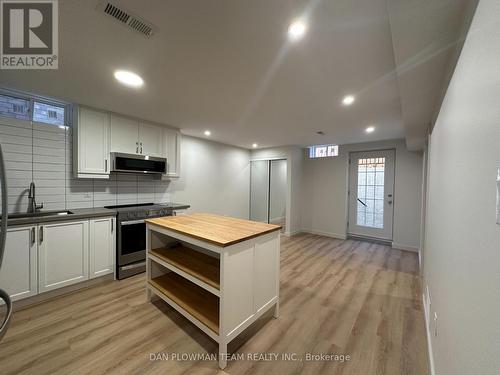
[110,153,166,174]
[0,143,12,341]
[105,203,188,279]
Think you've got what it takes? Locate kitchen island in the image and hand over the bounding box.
[145,213,281,369]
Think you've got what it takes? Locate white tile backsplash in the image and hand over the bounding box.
[1,117,170,213]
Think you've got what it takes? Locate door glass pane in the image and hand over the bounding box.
[356,157,385,229]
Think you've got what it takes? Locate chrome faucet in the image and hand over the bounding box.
[27,182,43,213]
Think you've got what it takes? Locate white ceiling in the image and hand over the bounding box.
[0,0,474,150]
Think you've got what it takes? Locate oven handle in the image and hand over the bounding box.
[121,261,146,270]
[120,219,145,226]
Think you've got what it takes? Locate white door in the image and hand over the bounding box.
[89,217,115,279]
[78,107,110,175]
[38,220,89,293]
[250,160,270,223]
[0,226,38,301]
[163,128,181,177]
[110,114,139,154]
[348,150,395,240]
[139,122,163,156]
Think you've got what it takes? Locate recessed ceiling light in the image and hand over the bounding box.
[342,95,355,106]
[288,20,307,40]
[365,126,375,133]
[204,130,211,136]
[114,70,144,88]
[252,143,258,148]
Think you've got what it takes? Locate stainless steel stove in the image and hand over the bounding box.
[104,202,189,279]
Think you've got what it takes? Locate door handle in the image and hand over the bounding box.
[31,227,35,245]
[39,226,43,243]
[357,198,367,207]
[105,159,108,172]
[140,142,143,154]
[136,142,139,154]
[111,219,114,233]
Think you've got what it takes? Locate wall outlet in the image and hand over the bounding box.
[433,312,438,337]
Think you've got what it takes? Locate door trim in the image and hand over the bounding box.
[347,149,396,241]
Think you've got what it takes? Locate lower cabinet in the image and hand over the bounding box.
[0,225,38,301]
[38,220,90,293]
[2,217,116,301]
[89,217,115,279]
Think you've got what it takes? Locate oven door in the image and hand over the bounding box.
[118,219,146,266]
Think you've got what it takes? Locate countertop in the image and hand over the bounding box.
[5,207,117,227]
[145,213,282,247]
[5,202,190,227]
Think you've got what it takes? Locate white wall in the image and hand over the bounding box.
[301,139,423,250]
[423,1,500,374]
[169,136,250,219]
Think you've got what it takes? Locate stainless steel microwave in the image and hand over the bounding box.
[110,152,167,174]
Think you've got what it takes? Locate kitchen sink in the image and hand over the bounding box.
[7,210,74,219]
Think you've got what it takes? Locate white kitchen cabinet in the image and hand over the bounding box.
[163,128,181,178]
[38,220,89,293]
[139,122,163,156]
[89,217,115,279]
[74,107,110,178]
[110,114,139,154]
[0,226,37,301]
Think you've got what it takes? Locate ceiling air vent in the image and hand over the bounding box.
[96,1,156,38]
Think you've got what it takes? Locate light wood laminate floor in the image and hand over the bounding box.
[0,234,429,375]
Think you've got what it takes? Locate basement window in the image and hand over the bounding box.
[32,101,66,126]
[308,144,339,158]
[0,94,30,121]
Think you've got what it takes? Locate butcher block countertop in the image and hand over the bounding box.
[145,213,281,247]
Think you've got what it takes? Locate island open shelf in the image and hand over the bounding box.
[149,273,219,334]
[150,245,220,291]
[145,213,281,369]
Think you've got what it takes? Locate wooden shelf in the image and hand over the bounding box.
[150,246,220,290]
[149,273,219,334]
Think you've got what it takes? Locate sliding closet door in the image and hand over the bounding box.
[269,159,287,229]
[250,160,269,222]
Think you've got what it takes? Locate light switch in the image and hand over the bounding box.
[497,168,500,224]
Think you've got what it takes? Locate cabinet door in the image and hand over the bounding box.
[89,217,115,279]
[139,122,163,156]
[163,128,181,178]
[38,220,89,293]
[110,114,139,154]
[0,226,37,301]
[77,107,110,175]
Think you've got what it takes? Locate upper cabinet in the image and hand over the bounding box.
[110,115,139,154]
[163,128,181,178]
[75,106,181,179]
[139,122,164,156]
[110,115,164,157]
[74,107,110,179]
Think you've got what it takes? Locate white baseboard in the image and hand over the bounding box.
[422,293,436,375]
[269,216,285,225]
[392,242,420,253]
[300,229,347,240]
[283,230,300,237]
